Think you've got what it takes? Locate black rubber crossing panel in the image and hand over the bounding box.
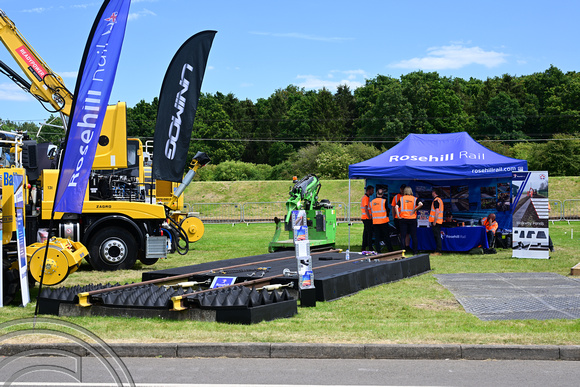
[435,272,580,321]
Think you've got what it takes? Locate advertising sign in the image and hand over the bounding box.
[511,171,550,259]
[292,210,314,290]
[14,173,30,305]
[210,276,236,289]
[152,31,216,182]
[54,0,131,213]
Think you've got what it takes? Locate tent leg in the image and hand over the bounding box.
[348,179,351,252]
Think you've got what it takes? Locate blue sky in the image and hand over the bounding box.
[1,0,578,123]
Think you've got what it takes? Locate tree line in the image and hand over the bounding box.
[3,65,579,178]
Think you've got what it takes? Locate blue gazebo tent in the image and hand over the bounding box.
[349,132,527,180]
[346,132,528,239]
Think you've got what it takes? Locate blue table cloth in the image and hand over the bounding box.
[416,226,488,252]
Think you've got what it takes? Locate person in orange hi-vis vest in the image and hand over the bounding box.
[371,188,393,253]
[395,186,423,255]
[360,185,374,252]
[391,184,406,249]
[429,188,444,255]
[482,213,498,248]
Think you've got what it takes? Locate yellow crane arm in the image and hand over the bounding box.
[0,9,73,115]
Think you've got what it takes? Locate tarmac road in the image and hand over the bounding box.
[1,357,579,387]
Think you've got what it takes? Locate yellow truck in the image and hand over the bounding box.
[1,9,207,304]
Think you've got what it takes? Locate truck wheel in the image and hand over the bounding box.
[139,257,159,266]
[2,265,19,306]
[87,227,138,271]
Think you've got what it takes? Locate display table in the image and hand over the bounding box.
[416,226,488,252]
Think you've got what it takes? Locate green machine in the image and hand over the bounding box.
[269,174,337,252]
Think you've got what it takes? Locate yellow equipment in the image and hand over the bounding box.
[0,8,206,304]
[26,238,88,286]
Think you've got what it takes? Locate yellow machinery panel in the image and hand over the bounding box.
[92,102,128,170]
[180,216,204,243]
[40,169,88,220]
[27,238,88,286]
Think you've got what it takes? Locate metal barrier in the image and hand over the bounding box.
[333,202,350,222]
[188,199,580,224]
[241,201,287,223]
[549,200,563,221]
[188,201,351,224]
[188,202,242,223]
[563,199,580,221]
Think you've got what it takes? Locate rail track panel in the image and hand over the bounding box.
[143,250,431,302]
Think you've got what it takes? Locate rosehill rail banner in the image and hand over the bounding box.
[54,0,131,213]
[152,31,216,182]
[511,171,550,259]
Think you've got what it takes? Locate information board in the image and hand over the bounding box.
[511,171,550,259]
[292,210,314,290]
[14,173,30,305]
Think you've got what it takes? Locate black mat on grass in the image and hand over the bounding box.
[435,272,580,320]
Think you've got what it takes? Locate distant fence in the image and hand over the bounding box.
[563,199,580,221]
[188,201,349,224]
[188,203,243,223]
[549,200,563,221]
[188,199,579,224]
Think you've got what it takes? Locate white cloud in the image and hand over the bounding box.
[58,71,78,78]
[250,31,353,43]
[70,3,99,9]
[0,83,33,101]
[128,8,156,21]
[22,7,52,13]
[295,69,366,92]
[390,44,508,70]
[332,69,367,80]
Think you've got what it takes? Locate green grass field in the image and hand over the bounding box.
[3,218,579,345]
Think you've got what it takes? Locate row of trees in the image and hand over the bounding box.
[130,65,579,176]
[2,65,579,177]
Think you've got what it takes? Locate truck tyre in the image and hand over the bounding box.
[2,263,20,306]
[87,227,138,271]
[139,257,159,266]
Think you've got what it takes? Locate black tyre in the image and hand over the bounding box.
[2,264,20,306]
[139,257,159,266]
[87,227,138,271]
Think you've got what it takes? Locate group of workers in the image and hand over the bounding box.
[361,184,500,255]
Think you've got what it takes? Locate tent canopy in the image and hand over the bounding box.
[349,132,527,180]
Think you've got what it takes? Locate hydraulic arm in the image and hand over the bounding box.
[0,9,73,114]
[284,174,321,223]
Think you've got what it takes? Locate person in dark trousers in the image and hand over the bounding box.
[360,185,374,252]
[429,188,444,255]
[396,186,423,255]
[370,188,393,253]
[391,184,406,249]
